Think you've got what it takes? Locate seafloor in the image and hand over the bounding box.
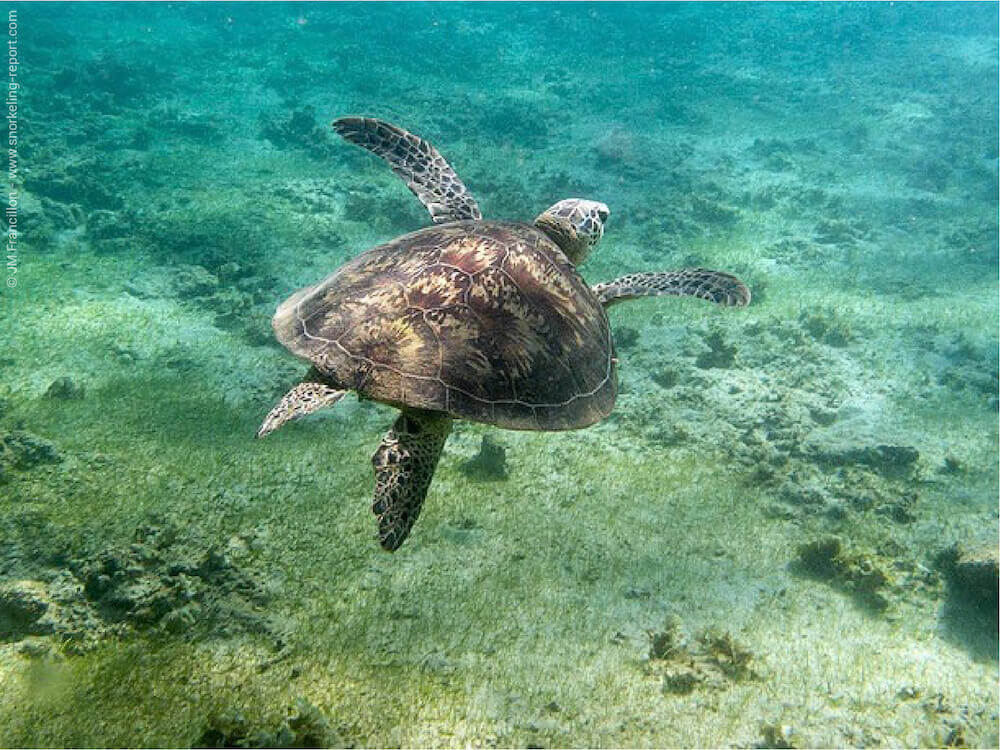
[2,3,998,748]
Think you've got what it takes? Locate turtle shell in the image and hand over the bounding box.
[272,221,617,431]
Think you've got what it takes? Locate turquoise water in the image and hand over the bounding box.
[2,2,998,747]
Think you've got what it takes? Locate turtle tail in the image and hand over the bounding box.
[371,409,452,551]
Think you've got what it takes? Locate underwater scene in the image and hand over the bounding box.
[2,2,998,747]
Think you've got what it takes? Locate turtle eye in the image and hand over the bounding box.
[596,207,610,222]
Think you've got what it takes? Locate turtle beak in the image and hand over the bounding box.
[597,205,610,223]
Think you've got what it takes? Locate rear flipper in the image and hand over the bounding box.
[372,410,452,551]
[257,369,347,438]
[593,269,750,308]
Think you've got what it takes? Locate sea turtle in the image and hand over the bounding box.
[259,117,750,551]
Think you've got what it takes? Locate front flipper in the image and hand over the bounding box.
[332,117,482,225]
[593,269,751,308]
[371,410,452,551]
[257,370,347,438]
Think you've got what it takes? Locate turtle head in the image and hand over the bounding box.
[533,198,610,265]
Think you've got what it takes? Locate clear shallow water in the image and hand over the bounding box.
[2,3,998,747]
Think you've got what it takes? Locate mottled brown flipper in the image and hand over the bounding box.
[372,410,452,551]
[593,269,751,308]
[333,117,481,225]
[257,368,347,438]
